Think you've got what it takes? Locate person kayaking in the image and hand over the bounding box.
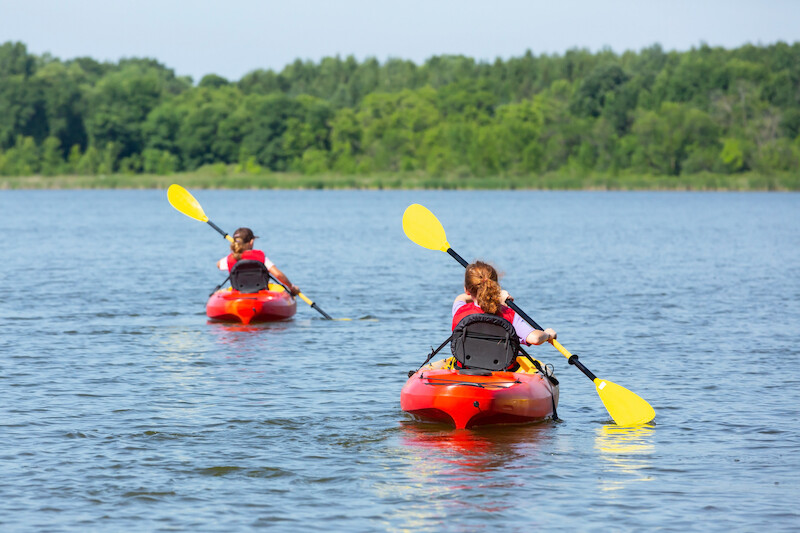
[217,227,301,296]
[453,261,556,346]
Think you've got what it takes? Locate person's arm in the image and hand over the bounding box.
[268,265,300,296]
[525,328,557,346]
[500,291,557,345]
[454,292,472,304]
[451,297,468,319]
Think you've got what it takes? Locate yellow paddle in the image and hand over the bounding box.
[401,203,656,426]
[167,184,335,320]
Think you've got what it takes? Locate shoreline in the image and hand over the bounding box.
[1,171,798,191]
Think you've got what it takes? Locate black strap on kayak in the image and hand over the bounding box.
[518,347,559,386]
[519,346,559,421]
[409,334,454,377]
[266,272,292,294]
[209,274,231,297]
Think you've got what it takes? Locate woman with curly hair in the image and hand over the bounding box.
[452,260,556,346]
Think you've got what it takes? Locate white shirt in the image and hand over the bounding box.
[217,255,275,271]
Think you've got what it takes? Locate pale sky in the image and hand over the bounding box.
[1,0,798,82]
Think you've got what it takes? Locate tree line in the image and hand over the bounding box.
[1,40,799,179]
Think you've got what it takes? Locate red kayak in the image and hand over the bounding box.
[206,285,297,324]
[401,365,559,429]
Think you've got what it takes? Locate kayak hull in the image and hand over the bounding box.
[401,368,558,429]
[206,286,297,324]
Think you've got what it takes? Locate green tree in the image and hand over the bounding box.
[357,88,440,171]
[198,74,229,88]
[753,138,799,171]
[66,144,82,173]
[632,103,719,175]
[98,141,121,174]
[141,103,183,167]
[0,42,43,149]
[152,85,243,170]
[0,135,38,175]
[436,80,497,123]
[76,145,101,175]
[142,148,178,174]
[571,64,630,118]
[719,138,745,172]
[237,93,306,170]
[33,60,87,155]
[84,64,177,160]
[329,108,361,173]
[40,136,63,175]
[492,99,545,173]
[283,95,333,169]
[297,149,329,174]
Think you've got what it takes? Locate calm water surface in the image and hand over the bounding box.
[1,190,798,531]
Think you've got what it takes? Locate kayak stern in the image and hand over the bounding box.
[401,368,558,429]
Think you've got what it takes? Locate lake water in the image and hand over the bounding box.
[1,189,798,532]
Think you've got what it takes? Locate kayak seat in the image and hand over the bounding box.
[451,313,520,371]
[230,260,271,293]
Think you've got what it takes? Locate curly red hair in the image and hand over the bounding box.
[464,261,502,314]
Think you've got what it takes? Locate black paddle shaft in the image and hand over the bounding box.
[311,303,333,320]
[446,247,599,382]
[207,220,229,239]
[267,273,333,320]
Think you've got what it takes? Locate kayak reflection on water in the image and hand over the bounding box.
[206,321,294,351]
[399,421,556,472]
[389,422,557,520]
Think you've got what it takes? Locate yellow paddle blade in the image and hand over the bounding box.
[167,184,209,223]
[594,378,656,426]
[402,204,450,252]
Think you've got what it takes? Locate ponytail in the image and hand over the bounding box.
[230,239,247,261]
[464,261,503,315]
[230,227,256,261]
[475,278,502,315]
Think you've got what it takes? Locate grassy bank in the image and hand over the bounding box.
[1,169,798,191]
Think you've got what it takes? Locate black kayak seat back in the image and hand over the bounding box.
[451,313,521,371]
[230,260,271,293]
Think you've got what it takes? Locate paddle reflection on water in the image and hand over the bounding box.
[594,423,655,491]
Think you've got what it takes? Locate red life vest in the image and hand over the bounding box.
[452,302,516,330]
[225,250,266,272]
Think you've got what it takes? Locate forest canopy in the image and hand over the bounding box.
[1,40,799,182]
